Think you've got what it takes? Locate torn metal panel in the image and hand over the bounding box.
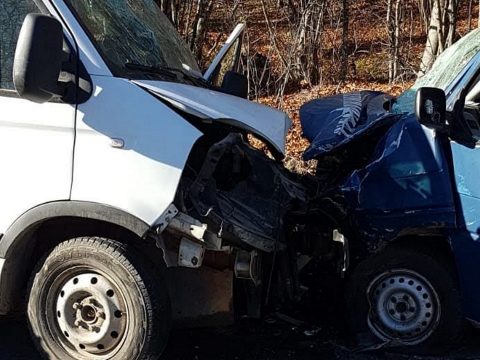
[300,91,400,160]
[185,133,307,253]
[155,204,180,233]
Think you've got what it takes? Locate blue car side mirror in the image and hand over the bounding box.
[415,87,447,131]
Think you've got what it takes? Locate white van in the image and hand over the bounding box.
[0,0,295,359]
[5,0,480,357]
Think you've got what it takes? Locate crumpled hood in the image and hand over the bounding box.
[300,91,401,160]
[133,80,291,155]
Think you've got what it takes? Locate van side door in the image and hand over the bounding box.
[0,0,75,233]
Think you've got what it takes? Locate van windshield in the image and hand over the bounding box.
[66,0,200,77]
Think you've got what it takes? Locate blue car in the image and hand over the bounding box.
[298,28,480,353]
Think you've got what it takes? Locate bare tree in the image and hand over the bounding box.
[419,0,459,76]
[468,0,473,30]
[190,0,214,62]
[154,0,471,99]
[339,0,349,82]
[387,0,404,83]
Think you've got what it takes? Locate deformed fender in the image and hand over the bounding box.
[0,201,151,314]
[339,115,457,253]
[0,200,150,258]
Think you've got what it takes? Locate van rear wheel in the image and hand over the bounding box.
[27,237,171,360]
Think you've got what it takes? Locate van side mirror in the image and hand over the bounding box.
[220,71,248,99]
[415,87,447,131]
[13,14,64,103]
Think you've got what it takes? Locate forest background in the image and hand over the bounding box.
[155,0,476,171]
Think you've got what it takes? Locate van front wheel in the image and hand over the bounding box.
[27,237,171,360]
[346,246,463,354]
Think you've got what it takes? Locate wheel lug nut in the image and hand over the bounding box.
[74,320,82,327]
[73,303,82,310]
[91,326,101,333]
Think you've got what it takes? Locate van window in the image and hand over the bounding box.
[0,0,40,91]
[210,37,242,87]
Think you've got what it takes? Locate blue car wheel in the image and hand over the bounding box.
[346,245,463,354]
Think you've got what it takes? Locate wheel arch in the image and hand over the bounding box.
[387,234,457,273]
[348,233,458,280]
[0,201,165,314]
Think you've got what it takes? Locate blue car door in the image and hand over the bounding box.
[450,136,480,322]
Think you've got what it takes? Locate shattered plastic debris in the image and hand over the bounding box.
[303,327,322,337]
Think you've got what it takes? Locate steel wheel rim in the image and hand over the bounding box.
[46,268,129,359]
[366,269,441,345]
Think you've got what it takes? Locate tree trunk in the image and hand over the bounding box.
[418,0,431,33]
[339,0,349,82]
[387,0,402,83]
[387,0,393,82]
[468,0,473,30]
[393,0,402,82]
[419,0,458,76]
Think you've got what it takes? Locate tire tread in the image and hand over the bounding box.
[27,236,170,360]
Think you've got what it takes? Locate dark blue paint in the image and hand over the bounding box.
[301,91,398,160]
[449,143,480,323]
[300,91,480,323]
[341,113,457,252]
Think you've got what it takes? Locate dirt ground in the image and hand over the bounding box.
[3,315,480,360]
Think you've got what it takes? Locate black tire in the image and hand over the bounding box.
[345,246,463,354]
[27,237,171,360]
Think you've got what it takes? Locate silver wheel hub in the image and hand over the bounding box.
[367,269,440,345]
[55,273,127,356]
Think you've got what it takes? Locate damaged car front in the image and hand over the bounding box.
[295,28,480,354]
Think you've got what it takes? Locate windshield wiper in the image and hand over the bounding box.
[125,62,178,81]
[125,62,209,88]
[160,65,210,88]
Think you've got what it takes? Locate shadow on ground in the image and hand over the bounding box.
[2,315,480,360]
